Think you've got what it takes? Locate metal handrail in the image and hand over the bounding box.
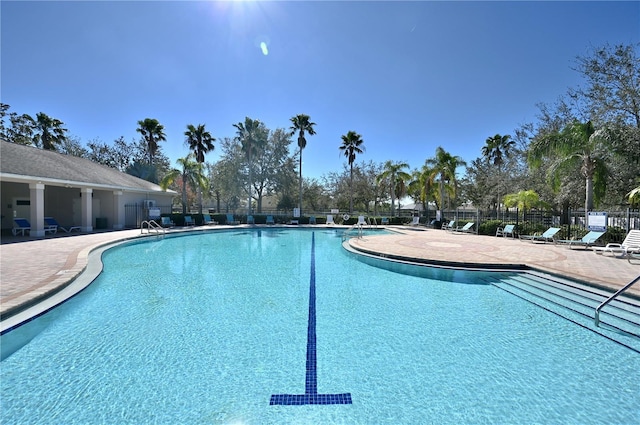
[595,274,640,326]
[140,220,166,235]
[342,223,364,241]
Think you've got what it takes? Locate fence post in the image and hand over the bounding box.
[627,208,631,233]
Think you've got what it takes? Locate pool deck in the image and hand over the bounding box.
[1,225,639,323]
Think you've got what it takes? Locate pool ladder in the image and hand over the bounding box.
[140,219,166,235]
[342,222,369,241]
[595,274,640,327]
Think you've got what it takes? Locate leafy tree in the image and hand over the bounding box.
[338,130,365,213]
[87,136,135,171]
[570,43,640,128]
[289,114,316,215]
[233,117,268,215]
[136,118,166,164]
[426,147,466,213]
[377,160,410,216]
[58,134,89,158]
[0,103,10,140]
[185,123,215,213]
[209,138,245,213]
[251,128,294,212]
[528,120,610,221]
[160,154,208,215]
[301,177,332,213]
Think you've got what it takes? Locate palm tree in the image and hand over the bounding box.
[426,147,466,215]
[377,160,410,216]
[408,164,436,219]
[482,134,515,169]
[503,190,549,220]
[528,120,609,222]
[33,112,67,150]
[233,117,267,215]
[289,114,316,215]
[482,134,515,214]
[136,118,166,164]
[338,131,365,214]
[160,154,208,215]
[185,124,215,163]
[185,124,215,214]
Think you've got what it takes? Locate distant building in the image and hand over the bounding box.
[0,140,175,236]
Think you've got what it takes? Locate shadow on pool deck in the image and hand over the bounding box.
[1,225,638,323]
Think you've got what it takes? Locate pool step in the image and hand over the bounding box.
[486,273,640,353]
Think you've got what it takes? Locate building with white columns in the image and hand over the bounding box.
[1,140,175,237]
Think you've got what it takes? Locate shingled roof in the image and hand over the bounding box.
[0,140,168,193]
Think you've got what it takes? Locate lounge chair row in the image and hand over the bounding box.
[12,217,81,236]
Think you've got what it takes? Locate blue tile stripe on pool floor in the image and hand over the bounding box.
[270,232,353,406]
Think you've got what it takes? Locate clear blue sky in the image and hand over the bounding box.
[2,1,638,180]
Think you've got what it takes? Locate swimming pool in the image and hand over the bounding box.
[1,228,639,424]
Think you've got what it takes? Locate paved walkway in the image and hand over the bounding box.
[1,226,639,324]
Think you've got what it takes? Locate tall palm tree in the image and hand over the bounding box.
[233,117,267,215]
[136,118,166,164]
[185,124,215,214]
[482,134,515,170]
[338,130,365,214]
[33,112,67,150]
[160,154,208,215]
[482,133,515,214]
[185,123,215,163]
[289,114,316,215]
[426,147,466,214]
[528,120,610,222]
[377,160,411,216]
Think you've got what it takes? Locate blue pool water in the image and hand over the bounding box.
[1,228,639,424]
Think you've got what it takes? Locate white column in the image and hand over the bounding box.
[29,183,45,237]
[81,188,93,232]
[112,191,124,230]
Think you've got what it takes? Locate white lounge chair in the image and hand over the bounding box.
[519,227,560,243]
[357,216,367,226]
[326,215,335,225]
[496,224,516,238]
[451,222,475,234]
[593,230,640,257]
[555,231,605,249]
